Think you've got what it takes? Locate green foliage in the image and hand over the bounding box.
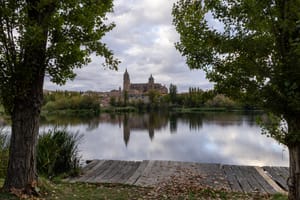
[0,0,119,113]
[0,128,9,178]
[258,113,288,145]
[43,91,100,114]
[271,193,288,200]
[169,84,178,104]
[109,96,117,107]
[147,90,161,110]
[205,94,236,108]
[37,128,83,178]
[172,0,300,142]
[123,91,129,107]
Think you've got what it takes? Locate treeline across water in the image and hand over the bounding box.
[109,86,258,113]
[40,87,258,116]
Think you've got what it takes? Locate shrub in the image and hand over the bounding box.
[205,94,237,108]
[37,128,83,178]
[43,94,100,113]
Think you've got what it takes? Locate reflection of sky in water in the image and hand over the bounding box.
[37,113,289,167]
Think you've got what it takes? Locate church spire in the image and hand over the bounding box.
[149,74,154,84]
[123,69,130,91]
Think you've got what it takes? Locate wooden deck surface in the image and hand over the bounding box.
[68,160,289,195]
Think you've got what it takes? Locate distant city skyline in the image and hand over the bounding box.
[43,0,215,93]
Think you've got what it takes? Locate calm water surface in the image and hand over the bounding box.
[38,112,289,167]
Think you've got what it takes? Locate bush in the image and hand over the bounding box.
[205,94,237,108]
[37,128,83,178]
[0,128,9,178]
[43,94,100,113]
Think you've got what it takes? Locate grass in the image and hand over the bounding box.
[0,178,150,200]
[0,178,288,200]
[37,128,82,178]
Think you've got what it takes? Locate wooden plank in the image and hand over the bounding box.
[75,160,106,182]
[121,162,141,183]
[134,160,157,186]
[68,160,288,195]
[263,167,288,191]
[93,160,122,182]
[102,160,125,180]
[242,166,267,193]
[281,167,289,176]
[85,160,114,182]
[277,167,288,176]
[223,165,243,192]
[108,161,131,183]
[81,160,100,174]
[274,167,289,182]
[249,167,276,194]
[255,166,286,195]
[231,165,252,193]
[125,160,149,185]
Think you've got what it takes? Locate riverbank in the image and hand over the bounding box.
[0,177,287,200]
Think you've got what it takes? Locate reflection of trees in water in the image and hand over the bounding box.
[39,112,261,146]
[169,114,177,133]
[169,112,260,131]
[169,113,203,132]
[40,115,100,131]
[200,112,260,127]
[123,114,130,146]
[122,112,168,145]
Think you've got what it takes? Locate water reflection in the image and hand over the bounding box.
[41,112,257,146]
[38,112,289,166]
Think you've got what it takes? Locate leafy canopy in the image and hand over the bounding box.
[0,0,119,110]
[172,0,300,144]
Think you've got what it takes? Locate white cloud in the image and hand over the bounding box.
[44,0,213,92]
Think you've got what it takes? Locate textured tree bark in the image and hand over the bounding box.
[288,144,300,200]
[3,45,45,194]
[287,118,300,200]
[3,92,42,194]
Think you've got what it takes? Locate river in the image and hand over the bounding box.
[38,111,289,167]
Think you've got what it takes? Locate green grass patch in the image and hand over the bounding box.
[0,178,288,200]
[43,182,149,200]
[270,193,288,200]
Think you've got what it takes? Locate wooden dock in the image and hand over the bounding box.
[68,160,289,195]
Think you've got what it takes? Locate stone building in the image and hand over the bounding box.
[123,69,168,95]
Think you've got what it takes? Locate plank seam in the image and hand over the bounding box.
[254,166,287,195]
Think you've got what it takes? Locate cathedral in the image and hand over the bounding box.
[123,69,168,95]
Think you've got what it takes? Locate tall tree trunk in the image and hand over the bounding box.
[3,46,45,193]
[3,0,49,193]
[288,144,300,200]
[3,90,42,194]
[287,118,300,200]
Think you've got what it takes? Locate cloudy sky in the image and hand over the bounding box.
[44,0,213,93]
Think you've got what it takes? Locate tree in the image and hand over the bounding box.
[123,90,128,106]
[0,0,119,194]
[169,83,177,104]
[148,89,160,108]
[172,0,300,199]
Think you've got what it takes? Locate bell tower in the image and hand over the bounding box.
[148,74,154,89]
[123,69,130,91]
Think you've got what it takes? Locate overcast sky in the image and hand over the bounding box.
[44,0,213,93]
